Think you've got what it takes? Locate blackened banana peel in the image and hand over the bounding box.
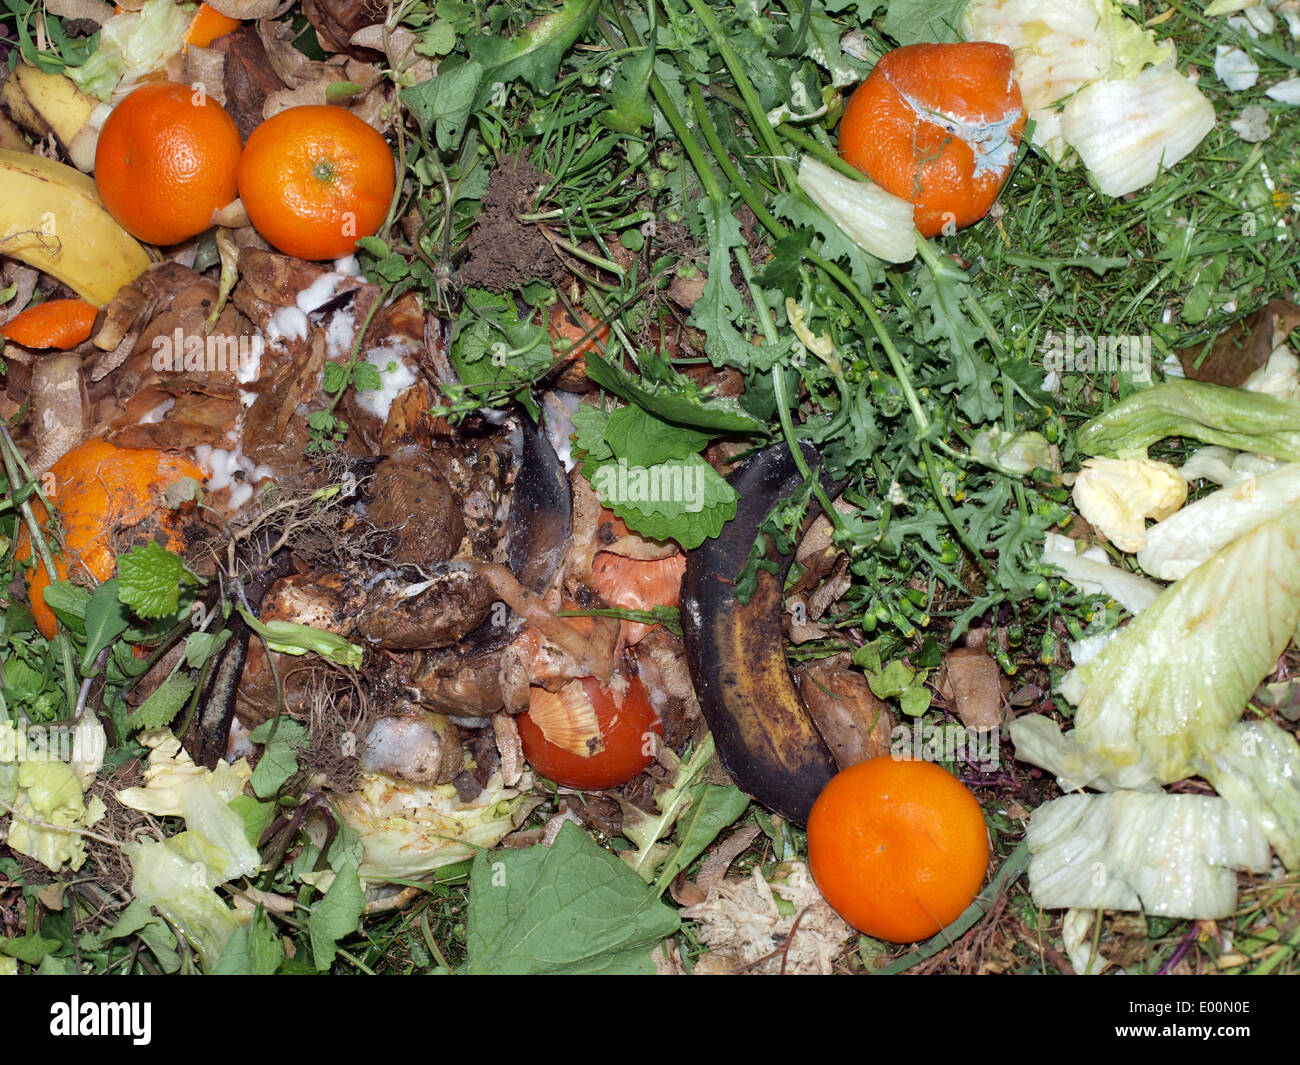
[681,442,840,825]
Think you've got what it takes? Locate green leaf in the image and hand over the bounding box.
[249,718,308,799]
[585,351,767,434]
[101,898,180,974]
[352,360,384,392]
[217,910,284,974]
[880,0,970,46]
[238,607,363,669]
[0,932,58,964]
[466,0,600,95]
[686,198,753,369]
[117,541,185,620]
[81,579,130,673]
[322,360,348,394]
[41,581,90,638]
[185,628,231,669]
[401,59,483,151]
[599,44,655,132]
[309,861,365,970]
[465,821,680,974]
[586,454,738,549]
[127,672,194,731]
[603,405,712,466]
[211,924,253,975]
[571,402,613,460]
[230,795,276,848]
[654,781,750,890]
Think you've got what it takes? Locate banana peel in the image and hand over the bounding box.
[0,148,151,307]
[680,442,840,825]
[0,65,99,167]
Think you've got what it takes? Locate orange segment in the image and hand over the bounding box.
[807,755,990,943]
[184,3,241,48]
[15,439,205,639]
[0,299,97,350]
[839,42,1025,238]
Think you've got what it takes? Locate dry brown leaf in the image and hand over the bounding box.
[211,26,290,141]
[798,654,894,769]
[1178,298,1300,386]
[938,647,1004,730]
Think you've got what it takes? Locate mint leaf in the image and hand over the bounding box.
[604,405,711,466]
[127,672,194,731]
[571,402,613,460]
[117,541,185,620]
[309,861,365,971]
[465,821,680,975]
[587,454,738,549]
[249,718,308,799]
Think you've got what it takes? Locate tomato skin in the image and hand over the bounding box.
[518,676,661,789]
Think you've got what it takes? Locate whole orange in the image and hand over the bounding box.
[94,82,243,246]
[237,106,396,261]
[807,755,990,943]
[838,42,1025,238]
[15,438,205,639]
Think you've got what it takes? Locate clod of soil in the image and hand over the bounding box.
[459,154,568,293]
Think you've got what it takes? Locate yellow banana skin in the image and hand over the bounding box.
[0,148,151,307]
[0,66,96,153]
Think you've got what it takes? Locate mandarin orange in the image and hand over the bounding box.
[807,755,990,943]
[94,81,243,247]
[237,105,395,261]
[839,42,1025,238]
[15,438,205,639]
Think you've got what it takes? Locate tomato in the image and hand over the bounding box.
[518,675,661,789]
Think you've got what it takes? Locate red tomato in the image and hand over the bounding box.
[518,675,661,789]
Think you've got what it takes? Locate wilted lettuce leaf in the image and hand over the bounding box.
[1028,508,1300,786]
[1198,719,1300,871]
[1077,380,1300,462]
[1027,792,1270,919]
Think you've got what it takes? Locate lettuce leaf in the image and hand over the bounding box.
[1077,380,1300,462]
[1027,792,1271,919]
[1198,719,1300,871]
